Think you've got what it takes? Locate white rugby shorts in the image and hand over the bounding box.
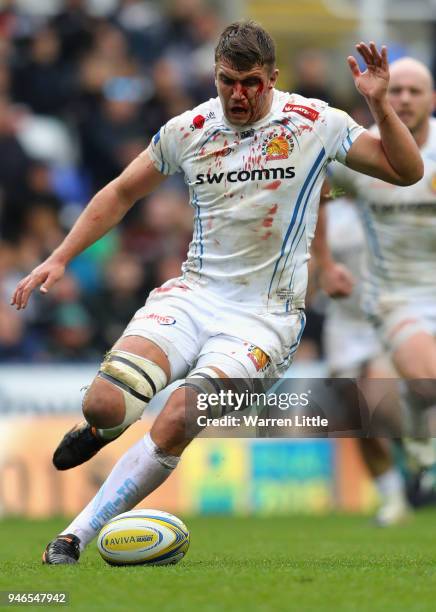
[324,316,382,377]
[373,299,436,353]
[122,278,306,381]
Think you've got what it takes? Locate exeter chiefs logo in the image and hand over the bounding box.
[247,345,270,372]
[262,131,294,161]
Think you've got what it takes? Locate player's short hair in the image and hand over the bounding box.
[215,21,276,73]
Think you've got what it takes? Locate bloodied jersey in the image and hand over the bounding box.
[147,90,364,314]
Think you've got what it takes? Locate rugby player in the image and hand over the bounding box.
[11,22,423,563]
[318,56,436,520]
[316,193,410,525]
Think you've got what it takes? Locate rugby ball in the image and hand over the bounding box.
[97,509,190,566]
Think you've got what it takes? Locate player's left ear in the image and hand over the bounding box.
[268,68,279,89]
[432,90,436,113]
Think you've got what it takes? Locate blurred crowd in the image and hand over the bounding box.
[0,0,221,361]
[0,0,369,363]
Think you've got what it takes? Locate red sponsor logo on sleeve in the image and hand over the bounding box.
[192,115,206,129]
[282,103,319,121]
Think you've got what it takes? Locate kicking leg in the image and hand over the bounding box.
[52,336,170,470]
[43,367,226,564]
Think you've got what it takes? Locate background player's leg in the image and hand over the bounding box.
[358,438,392,477]
[391,331,436,468]
[358,437,408,525]
[337,357,410,525]
[363,360,410,525]
[393,331,436,380]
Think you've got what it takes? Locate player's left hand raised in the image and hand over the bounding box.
[348,42,389,102]
[319,261,355,299]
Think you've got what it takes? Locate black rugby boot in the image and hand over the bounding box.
[42,534,81,565]
[52,421,109,470]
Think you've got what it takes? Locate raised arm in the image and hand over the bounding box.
[11,150,165,310]
[346,42,423,186]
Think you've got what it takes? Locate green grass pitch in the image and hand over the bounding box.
[0,513,435,611]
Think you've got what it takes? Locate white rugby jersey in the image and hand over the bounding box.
[326,197,367,323]
[148,89,364,314]
[324,198,381,372]
[331,117,436,315]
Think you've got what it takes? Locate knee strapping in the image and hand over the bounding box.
[181,367,253,418]
[97,350,167,432]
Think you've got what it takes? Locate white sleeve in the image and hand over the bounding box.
[146,116,184,175]
[324,107,366,165]
[327,160,358,197]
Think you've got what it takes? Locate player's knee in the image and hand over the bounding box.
[404,378,436,406]
[415,362,436,381]
[90,349,168,430]
[82,380,124,428]
[397,356,436,381]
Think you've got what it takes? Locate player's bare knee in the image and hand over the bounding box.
[397,358,436,381]
[82,379,125,428]
[404,378,436,405]
[393,332,436,380]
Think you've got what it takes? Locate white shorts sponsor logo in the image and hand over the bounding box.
[144,314,177,326]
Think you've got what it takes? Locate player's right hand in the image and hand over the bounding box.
[319,261,355,299]
[10,259,66,310]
